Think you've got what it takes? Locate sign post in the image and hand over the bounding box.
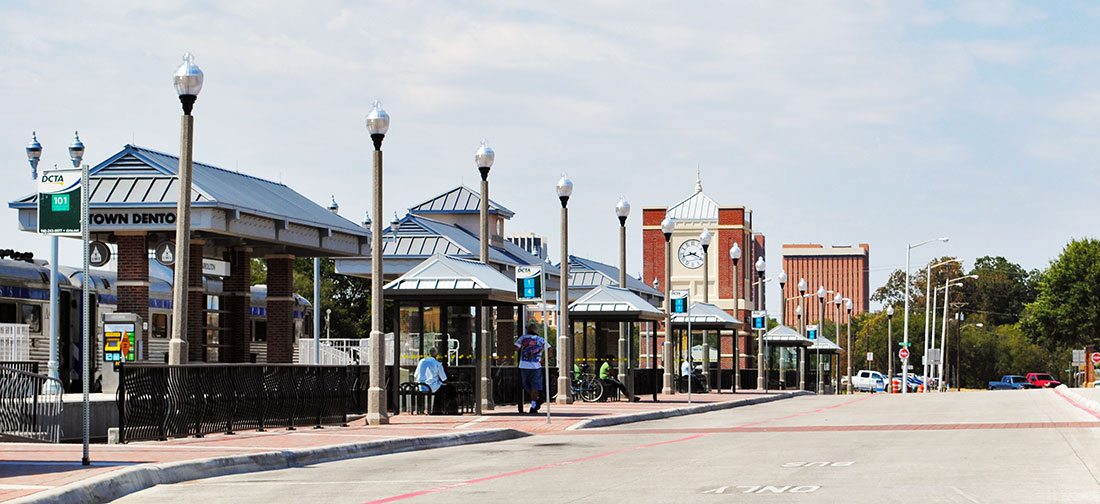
[751,310,767,392]
[515,265,550,423]
[670,290,691,403]
[806,324,821,394]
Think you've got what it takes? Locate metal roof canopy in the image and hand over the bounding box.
[568,255,663,299]
[669,302,743,330]
[763,325,813,347]
[806,335,841,353]
[383,254,520,306]
[9,145,369,258]
[568,285,665,322]
[408,185,516,218]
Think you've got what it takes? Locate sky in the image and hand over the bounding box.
[2,0,1098,314]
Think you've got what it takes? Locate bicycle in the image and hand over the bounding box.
[549,366,605,403]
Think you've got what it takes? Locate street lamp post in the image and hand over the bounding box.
[887,306,894,388]
[615,197,631,398]
[729,243,741,392]
[661,216,676,395]
[169,52,204,365]
[833,292,842,394]
[902,237,949,394]
[699,227,712,388]
[845,298,853,394]
[476,140,496,411]
[797,278,807,391]
[25,132,65,392]
[366,100,390,425]
[556,175,574,404]
[817,285,826,393]
[922,259,959,389]
[939,274,977,391]
[755,257,766,390]
[777,269,787,389]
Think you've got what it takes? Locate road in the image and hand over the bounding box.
[117,389,1100,503]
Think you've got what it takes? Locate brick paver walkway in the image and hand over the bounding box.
[0,391,776,502]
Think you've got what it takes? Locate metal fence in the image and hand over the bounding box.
[116,363,364,443]
[0,365,63,443]
[296,338,367,365]
[0,324,30,361]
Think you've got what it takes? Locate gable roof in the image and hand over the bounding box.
[763,325,813,346]
[382,253,518,303]
[667,189,719,222]
[409,185,516,218]
[382,214,559,274]
[807,335,841,353]
[568,285,664,321]
[670,302,742,329]
[568,255,662,297]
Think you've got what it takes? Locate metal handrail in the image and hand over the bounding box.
[0,365,63,443]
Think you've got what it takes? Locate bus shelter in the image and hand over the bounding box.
[568,285,665,402]
[806,335,841,394]
[669,302,742,393]
[383,254,527,415]
[762,325,813,390]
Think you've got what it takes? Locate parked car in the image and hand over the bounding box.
[1025,373,1061,388]
[851,370,887,392]
[988,375,1037,390]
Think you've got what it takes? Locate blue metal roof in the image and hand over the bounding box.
[408,186,516,218]
[385,214,559,275]
[568,255,661,297]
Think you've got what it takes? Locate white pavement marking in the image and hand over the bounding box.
[455,416,491,429]
[950,486,982,503]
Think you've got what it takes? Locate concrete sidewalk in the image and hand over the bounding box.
[1,390,805,503]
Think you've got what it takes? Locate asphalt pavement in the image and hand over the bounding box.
[115,389,1100,503]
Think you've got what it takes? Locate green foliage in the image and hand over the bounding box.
[963,256,1037,326]
[292,257,373,340]
[250,258,267,286]
[1020,238,1100,349]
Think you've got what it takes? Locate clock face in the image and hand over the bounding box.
[678,239,705,269]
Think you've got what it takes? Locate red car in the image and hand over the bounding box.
[1025,373,1061,388]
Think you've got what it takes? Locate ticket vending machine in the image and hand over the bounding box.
[101,313,143,394]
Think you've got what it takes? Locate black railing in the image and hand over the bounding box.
[116,363,364,443]
[0,365,62,443]
[0,361,39,375]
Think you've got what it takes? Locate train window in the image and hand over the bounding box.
[21,304,42,334]
[253,320,267,342]
[0,302,16,323]
[152,313,169,339]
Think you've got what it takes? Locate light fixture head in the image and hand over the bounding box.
[26,131,42,177]
[755,256,765,273]
[796,304,802,316]
[361,211,371,228]
[976,323,984,328]
[173,52,204,97]
[328,195,339,214]
[778,269,787,284]
[845,298,853,311]
[67,131,84,168]
[886,305,894,317]
[728,242,741,262]
[556,173,573,204]
[939,237,950,243]
[699,227,712,247]
[475,139,495,169]
[817,286,826,299]
[834,292,842,304]
[366,100,390,136]
[660,216,675,237]
[615,196,631,221]
[797,277,807,293]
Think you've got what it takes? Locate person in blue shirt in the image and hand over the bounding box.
[414,346,454,414]
[515,322,550,414]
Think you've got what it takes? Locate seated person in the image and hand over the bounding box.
[414,347,456,414]
[600,354,638,401]
[680,359,706,392]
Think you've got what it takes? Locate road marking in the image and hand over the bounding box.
[1053,387,1100,421]
[568,421,1100,435]
[703,485,820,494]
[782,461,854,468]
[454,416,491,429]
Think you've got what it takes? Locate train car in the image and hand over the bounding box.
[0,258,311,392]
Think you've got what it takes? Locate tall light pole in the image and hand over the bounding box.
[169,53,203,365]
[833,292,842,394]
[729,242,741,391]
[922,258,959,386]
[797,278,807,391]
[939,274,977,392]
[817,285,826,393]
[755,256,766,390]
[661,216,676,395]
[25,132,64,391]
[887,305,894,387]
[556,174,574,404]
[366,100,390,425]
[845,298,853,394]
[699,227,712,386]
[902,237,948,394]
[777,269,787,389]
[476,140,496,411]
[616,197,631,394]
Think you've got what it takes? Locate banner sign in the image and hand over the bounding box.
[515,265,544,302]
[751,310,766,330]
[806,324,818,340]
[37,169,82,236]
[670,290,689,314]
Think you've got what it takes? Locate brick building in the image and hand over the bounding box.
[642,174,761,370]
[781,243,870,326]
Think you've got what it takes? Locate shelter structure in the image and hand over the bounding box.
[762,324,812,390]
[669,302,743,393]
[567,285,665,401]
[9,145,366,363]
[806,335,841,393]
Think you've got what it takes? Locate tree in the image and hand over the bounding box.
[873,256,963,309]
[1020,238,1100,349]
[292,257,373,340]
[961,256,1035,326]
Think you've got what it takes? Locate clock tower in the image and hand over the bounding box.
[642,172,764,371]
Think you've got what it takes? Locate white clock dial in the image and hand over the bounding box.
[678,239,705,269]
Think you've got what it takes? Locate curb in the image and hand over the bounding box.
[11,428,529,504]
[566,390,813,430]
[1055,385,1100,416]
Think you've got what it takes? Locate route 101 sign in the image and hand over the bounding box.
[515,265,544,303]
[38,169,82,236]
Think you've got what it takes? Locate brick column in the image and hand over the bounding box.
[266,255,294,363]
[186,240,206,362]
[116,233,150,359]
[224,248,252,363]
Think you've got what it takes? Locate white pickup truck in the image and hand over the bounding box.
[850,370,886,392]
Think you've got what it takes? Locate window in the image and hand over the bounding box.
[152,313,169,339]
[0,302,16,323]
[252,320,267,342]
[21,304,42,334]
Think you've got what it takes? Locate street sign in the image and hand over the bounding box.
[899,347,910,360]
[1072,349,1085,365]
[154,241,176,266]
[89,241,111,267]
[670,290,689,314]
[751,310,766,330]
[806,324,818,340]
[37,169,82,236]
[926,348,941,365]
[515,265,545,302]
[1092,352,1100,365]
[202,258,231,277]
[897,341,911,347]
[866,352,873,362]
